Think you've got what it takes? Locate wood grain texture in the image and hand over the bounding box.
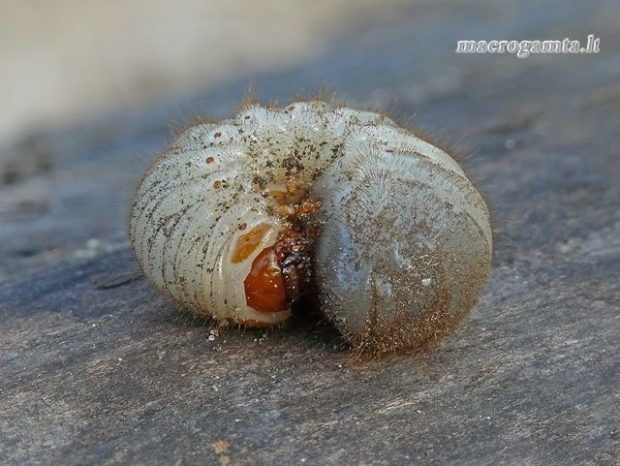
[1,0,619,464]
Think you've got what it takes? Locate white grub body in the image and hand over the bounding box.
[130,100,492,353]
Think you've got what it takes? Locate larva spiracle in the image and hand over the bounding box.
[129,99,492,354]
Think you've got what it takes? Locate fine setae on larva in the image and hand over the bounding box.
[130,99,492,355]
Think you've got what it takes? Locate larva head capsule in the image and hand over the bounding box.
[230,218,314,320]
[129,99,492,354]
[215,217,292,326]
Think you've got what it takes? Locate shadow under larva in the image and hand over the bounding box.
[129,98,493,356]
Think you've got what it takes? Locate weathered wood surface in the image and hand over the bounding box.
[1,1,619,464]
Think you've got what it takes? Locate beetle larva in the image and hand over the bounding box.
[130,99,492,354]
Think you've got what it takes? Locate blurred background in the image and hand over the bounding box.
[1,0,615,278]
[0,0,409,146]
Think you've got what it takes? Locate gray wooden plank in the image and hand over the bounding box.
[1,0,619,464]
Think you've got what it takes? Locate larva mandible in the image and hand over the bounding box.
[129,99,492,354]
